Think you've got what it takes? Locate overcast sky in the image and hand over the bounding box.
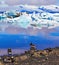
[0,0,58,6]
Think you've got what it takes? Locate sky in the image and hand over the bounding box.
[0,0,59,6]
[0,0,59,11]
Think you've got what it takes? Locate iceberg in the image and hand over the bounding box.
[0,5,59,31]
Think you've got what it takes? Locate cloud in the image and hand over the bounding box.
[5,0,20,5]
[0,1,8,7]
[5,0,56,5]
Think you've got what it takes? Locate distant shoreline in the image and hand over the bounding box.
[0,46,59,56]
[0,48,27,56]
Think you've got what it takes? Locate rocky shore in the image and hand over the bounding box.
[0,43,59,65]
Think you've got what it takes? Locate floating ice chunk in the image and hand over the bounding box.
[17,15,32,28]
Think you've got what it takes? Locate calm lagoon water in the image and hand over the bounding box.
[0,34,59,50]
